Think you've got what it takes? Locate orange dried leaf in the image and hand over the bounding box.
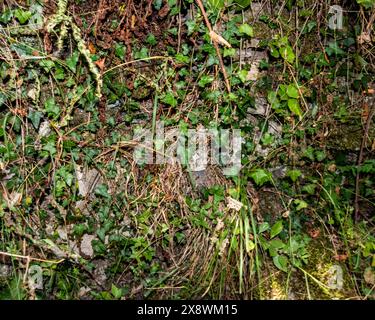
[95,58,106,71]
[88,42,96,54]
[13,108,27,117]
[131,15,136,29]
[362,103,369,122]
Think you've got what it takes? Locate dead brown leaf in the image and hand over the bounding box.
[88,42,97,54]
[95,58,106,72]
[333,254,348,261]
[308,228,320,239]
[159,4,170,19]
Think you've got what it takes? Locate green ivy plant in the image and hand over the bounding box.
[356,0,375,9]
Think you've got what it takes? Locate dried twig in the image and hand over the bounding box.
[0,251,64,264]
[195,0,231,93]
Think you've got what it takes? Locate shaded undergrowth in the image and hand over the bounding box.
[0,0,374,299]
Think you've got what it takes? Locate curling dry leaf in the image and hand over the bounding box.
[227,197,244,211]
[209,30,232,48]
[95,58,106,72]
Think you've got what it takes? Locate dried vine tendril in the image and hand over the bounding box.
[46,0,102,99]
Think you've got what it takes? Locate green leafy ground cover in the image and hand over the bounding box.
[0,0,374,299]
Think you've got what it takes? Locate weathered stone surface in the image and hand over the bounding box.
[80,234,96,258]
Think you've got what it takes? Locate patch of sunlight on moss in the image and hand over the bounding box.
[261,236,358,300]
[303,239,357,299]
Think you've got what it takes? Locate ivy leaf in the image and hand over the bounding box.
[280,45,295,63]
[326,42,345,56]
[287,169,302,182]
[175,53,190,64]
[115,43,126,60]
[249,169,271,186]
[186,20,196,35]
[146,33,157,46]
[269,239,285,250]
[223,48,236,57]
[270,45,280,59]
[302,183,316,195]
[0,9,13,23]
[237,69,249,83]
[58,166,74,187]
[233,0,252,8]
[73,224,87,237]
[54,66,65,80]
[207,0,225,9]
[39,60,55,72]
[356,0,375,9]
[97,228,106,242]
[302,21,317,34]
[271,220,283,239]
[44,98,60,119]
[288,99,302,117]
[168,0,177,7]
[278,84,289,101]
[294,199,308,211]
[303,146,315,161]
[198,75,214,87]
[28,110,43,130]
[153,0,163,10]
[111,284,123,299]
[273,255,289,272]
[315,150,326,162]
[134,47,149,59]
[239,23,254,37]
[258,222,270,233]
[14,9,32,24]
[245,239,255,253]
[261,132,274,145]
[162,92,177,107]
[286,84,299,99]
[363,242,375,258]
[42,140,57,156]
[95,184,111,198]
[66,51,80,73]
[267,91,280,110]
